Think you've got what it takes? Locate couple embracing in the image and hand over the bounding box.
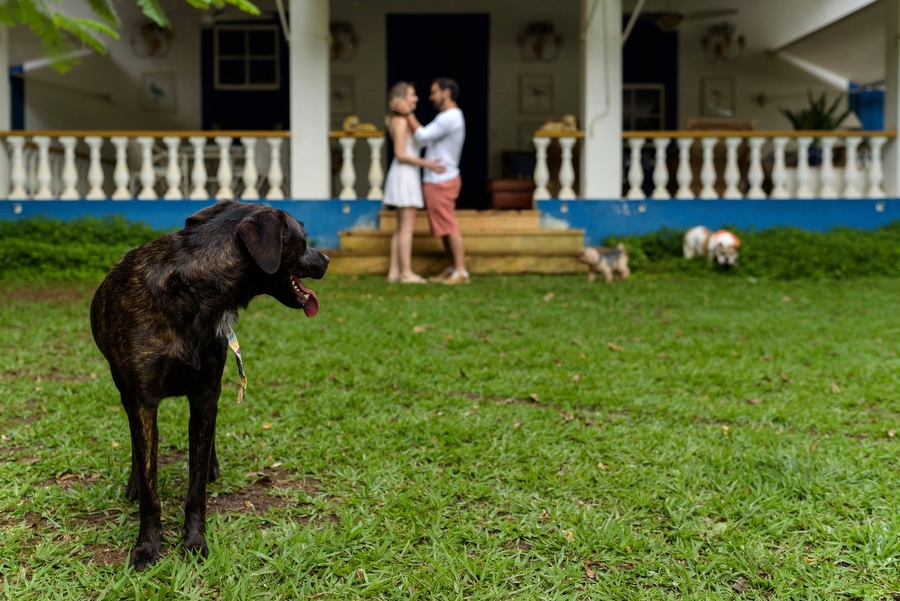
[383,77,469,285]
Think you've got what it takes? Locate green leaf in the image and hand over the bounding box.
[136,0,170,28]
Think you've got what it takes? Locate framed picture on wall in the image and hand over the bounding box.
[138,72,177,113]
[700,76,735,117]
[519,74,554,114]
[330,75,356,117]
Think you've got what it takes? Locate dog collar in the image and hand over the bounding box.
[226,329,247,404]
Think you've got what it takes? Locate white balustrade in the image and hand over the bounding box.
[675,138,694,199]
[337,137,357,200]
[842,136,862,199]
[366,137,384,200]
[84,136,106,199]
[215,136,234,199]
[110,137,131,199]
[136,136,157,200]
[58,136,80,199]
[558,136,577,200]
[746,137,766,199]
[532,136,551,201]
[189,137,209,200]
[7,136,28,199]
[626,137,646,199]
[699,137,718,199]
[651,137,670,199]
[265,138,285,200]
[722,137,742,199]
[867,137,887,198]
[794,137,814,199]
[33,136,53,199]
[818,137,837,198]
[770,137,790,199]
[163,137,182,200]
[240,137,260,200]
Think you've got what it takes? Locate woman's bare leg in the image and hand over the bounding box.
[398,207,424,282]
[387,213,401,282]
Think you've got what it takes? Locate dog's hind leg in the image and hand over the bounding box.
[182,383,221,559]
[125,401,164,570]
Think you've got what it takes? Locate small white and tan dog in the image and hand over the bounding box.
[578,244,630,283]
[683,226,740,267]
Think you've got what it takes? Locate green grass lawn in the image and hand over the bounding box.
[2,274,900,600]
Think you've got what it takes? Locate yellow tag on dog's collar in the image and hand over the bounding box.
[226,329,247,404]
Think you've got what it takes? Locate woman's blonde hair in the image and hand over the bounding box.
[385,81,413,128]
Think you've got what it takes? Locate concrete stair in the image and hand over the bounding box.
[325,209,585,275]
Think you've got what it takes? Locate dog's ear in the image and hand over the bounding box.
[237,210,284,274]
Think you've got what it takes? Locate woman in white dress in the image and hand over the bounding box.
[383,82,446,283]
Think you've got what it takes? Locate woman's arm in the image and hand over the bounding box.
[390,117,445,172]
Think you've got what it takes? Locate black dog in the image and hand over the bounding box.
[90,199,328,570]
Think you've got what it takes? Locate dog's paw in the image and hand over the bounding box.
[183,534,209,560]
[129,541,161,571]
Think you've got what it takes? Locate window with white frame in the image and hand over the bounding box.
[214,25,279,90]
[623,84,665,131]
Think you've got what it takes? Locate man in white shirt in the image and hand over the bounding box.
[391,78,469,284]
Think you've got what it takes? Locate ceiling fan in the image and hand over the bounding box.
[655,6,739,31]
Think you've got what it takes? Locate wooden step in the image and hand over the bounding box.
[378,209,541,233]
[324,249,585,275]
[340,229,585,253]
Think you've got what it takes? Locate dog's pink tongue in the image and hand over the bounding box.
[297,280,319,317]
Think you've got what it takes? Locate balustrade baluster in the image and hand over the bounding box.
[33,136,54,199]
[58,136,80,199]
[675,138,694,199]
[867,136,887,198]
[794,137,814,198]
[111,137,132,199]
[136,136,157,200]
[699,137,718,199]
[240,136,260,199]
[558,136,577,200]
[746,137,766,199]
[842,136,862,198]
[163,137,182,200]
[215,136,234,199]
[337,137,357,200]
[366,136,385,200]
[84,136,106,199]
[770,137,790,198]
[532,137,551,200]
[818,137,837,198]
[265,138,285,199]
[722,137,742,199]
[189,137,209,200]
[626,138,646,199]
[651,137,671,199]
[7,136,28,199]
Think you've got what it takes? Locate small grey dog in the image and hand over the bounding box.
[578,244,630,283]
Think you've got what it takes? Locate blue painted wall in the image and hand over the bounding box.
[3,198,900,250]
[536,199,900,246]
[0,199,383,250]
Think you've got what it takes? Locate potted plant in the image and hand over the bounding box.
[779,91,851,166]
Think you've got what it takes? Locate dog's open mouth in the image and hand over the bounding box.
[291,275,319,317]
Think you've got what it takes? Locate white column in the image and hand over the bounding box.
[675,137,694,199]
[532,136,551,200]
[240,136,260,199]
[84,136,106,199]
[795,136,814,199]
[215,136,234,199]
[289,0,330,198]
[867,136,887,198]
[699,137,718,199]
[366,136,385,200]
[745,137,765,199]
[770,137,790,199]
[0,24,10,197]
[842,136,862,199]
[651,137,671,199]
[163,136,182,200]
[883,0,900,195]
[581,0,622,198]
[337,137,357,200]
[722,137,742,199]
[136,136,157,200]
[189,136,209,200]
[111,136,132,199]
[33,136,53,199]
[558,136,577,200]
[58,136,80,199]
[625,137,646,199]
[7,136,28,199]
[818,136,837,198]
[266,137,285,199]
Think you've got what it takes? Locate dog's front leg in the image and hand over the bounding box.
[125,402,163,570]
[587,270,597,283]
[183,386,220,559]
